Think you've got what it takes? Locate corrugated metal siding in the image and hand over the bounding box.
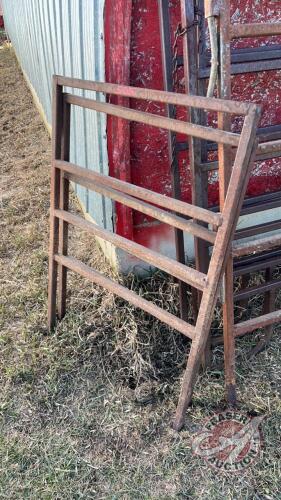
[2,0,112,230]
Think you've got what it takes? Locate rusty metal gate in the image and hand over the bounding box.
[47,75,260,430]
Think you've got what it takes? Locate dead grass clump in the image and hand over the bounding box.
[69,268,190,386]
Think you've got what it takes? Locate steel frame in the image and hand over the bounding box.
[157,0,281,404]
[204,0,281,398]
[48,75,260,430]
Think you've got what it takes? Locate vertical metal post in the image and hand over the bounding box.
[48,77,64,330]
[250,267,276,356]
[158,0,189,321]
[217,0,237,405]
[58,98,71,319]
[181,0,209,266]
[181,0,211,366]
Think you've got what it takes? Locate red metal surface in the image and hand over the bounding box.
[104,0,281,243]
[104,0,133,239]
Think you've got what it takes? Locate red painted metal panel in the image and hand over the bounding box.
[105,0,281,244]
[104,0,133,239]
[231,1,281,198]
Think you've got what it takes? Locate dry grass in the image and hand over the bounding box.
[0,46,281,499]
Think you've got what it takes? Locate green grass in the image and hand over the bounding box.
[0,46,281,499]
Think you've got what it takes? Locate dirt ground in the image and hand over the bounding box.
[0,46,281,499]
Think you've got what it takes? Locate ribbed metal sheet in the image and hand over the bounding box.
[2,0,112,230]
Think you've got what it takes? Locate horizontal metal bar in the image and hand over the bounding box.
[258,139,281,156]
[65,172,216,244]
[231,23,281,39]
[241,190,281,207]
[199,59,281,78]
[179,44,281,68]
[54,254,195,339]
[234,309,281,337]
[234,278,281,302]
[200,161,219,172]
[234,250,281,276]
[232,233,281,258]
[175,141,188,153]
[211,191,281,220]
[56,75,251,115]
[257,124,281,142]
[177,125,281,156]
[212,305,281,346]
[183,133,281,169]
[201,139,281,170]
[230,59,281,75]
[230,44,281,63]
[190,44,281,77]
[235,219,281,240]
[54,209,208,291]
[64,94,241,147]
[256,150,281,162]
[240,193,281,216]
[234,259,281,277]
[56,160,223,226]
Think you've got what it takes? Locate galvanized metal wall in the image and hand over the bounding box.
[2,0,112,230]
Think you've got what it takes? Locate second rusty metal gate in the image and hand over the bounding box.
[158,0,281,405]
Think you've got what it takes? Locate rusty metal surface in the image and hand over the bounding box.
[231,22,281,39]
[56,75,251,114]
[200,0,281,399]
[48,76,260,431]
[234,309,281,337]
[159,0,281,404]
[232,233,281,258]
[234,278,281,303]
[57,160,222,225]
[64,93,241,146]
[55,253,196,339]
[157,0,211,365]
[64,171,217,244]
[55,208,208,291]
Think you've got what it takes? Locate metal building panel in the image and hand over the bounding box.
[2,0,111,231]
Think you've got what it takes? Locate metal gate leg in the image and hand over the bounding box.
[47,77,64,330]
[58,99,71,320]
